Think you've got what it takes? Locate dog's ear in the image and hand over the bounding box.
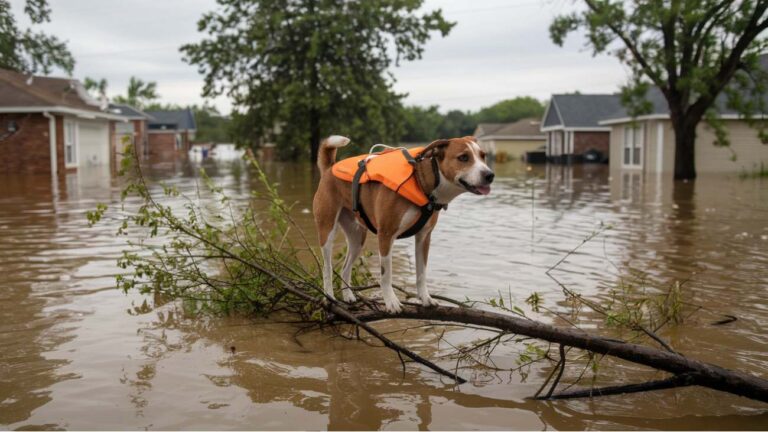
[422,138,450,159]
[463,135,477,142]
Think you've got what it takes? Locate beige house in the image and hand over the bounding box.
[474,118,546,161]
[600,88,768,175]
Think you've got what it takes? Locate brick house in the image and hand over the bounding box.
[145,108,196,156]
[541,94,623,163]
[0,68,126,176]
[108,103,152,159]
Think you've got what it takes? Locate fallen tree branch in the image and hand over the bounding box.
[535,373,697,400]
[353,304,768,403]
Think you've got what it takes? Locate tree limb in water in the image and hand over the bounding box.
[352,304,768,403]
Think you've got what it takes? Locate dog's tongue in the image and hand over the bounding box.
[476,185,491,195]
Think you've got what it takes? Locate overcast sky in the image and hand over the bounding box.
[11,0,628,114]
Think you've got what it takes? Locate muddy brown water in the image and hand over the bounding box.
[1,158,767,430]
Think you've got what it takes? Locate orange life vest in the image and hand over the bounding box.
[331,147,428,207]
[331,146,444,239]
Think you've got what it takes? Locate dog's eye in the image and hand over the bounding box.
[458,154,469,162]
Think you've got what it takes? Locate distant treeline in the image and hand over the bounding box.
[148,96,545,152]
[400,96,545,143]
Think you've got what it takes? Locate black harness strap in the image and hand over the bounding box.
[350,150,445,239]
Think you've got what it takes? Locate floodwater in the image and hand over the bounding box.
[1,157,767,430]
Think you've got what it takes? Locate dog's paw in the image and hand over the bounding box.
[420,294,439,307]
[342,289,357,303]
[383,296,403,314]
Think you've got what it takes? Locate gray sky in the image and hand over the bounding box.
[12,0,628,114]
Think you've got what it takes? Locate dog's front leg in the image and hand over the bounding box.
[378,233,402,313]
[415,229,439,307]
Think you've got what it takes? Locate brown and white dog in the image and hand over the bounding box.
[312,135,494,313]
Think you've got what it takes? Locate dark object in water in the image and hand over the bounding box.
[711,314,738,326]
[583,148,607,164]
[525,150,547,164]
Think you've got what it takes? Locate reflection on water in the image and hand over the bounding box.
[1,157,767,430]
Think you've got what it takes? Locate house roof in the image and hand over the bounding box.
[600,54,768,124]
[146,108,197,131]
[475,118,545,139]
[542,94,623,129]
[109,103,153,120]
[0,68,127,121]
[0,68,104,112]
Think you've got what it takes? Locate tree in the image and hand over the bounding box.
[400,105,443,143]
[83,77,108,98]
[551,0,768,180]
[181,0,454,162]
[473,96,545,124]
[438,109,476,138]
[0,0,74,74]
[112,76,159,109]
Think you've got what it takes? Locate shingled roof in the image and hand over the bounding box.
[542,94,623,130]
[0,69,103,111]
[109,103,153,120]
[146,108,197,131]
[0,68,126,121]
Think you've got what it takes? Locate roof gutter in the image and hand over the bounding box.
[0,106,128,121]
[43,111,57,176]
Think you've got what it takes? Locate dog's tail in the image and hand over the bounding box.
[317,135,350,173]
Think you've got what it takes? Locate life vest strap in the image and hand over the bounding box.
[350,153,442,239]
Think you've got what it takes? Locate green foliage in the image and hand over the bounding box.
[84,77,108,98]
[91,144,370,317]
[473,97,545,124]
[401,105,444,143]
[0,0,73,74]
[551,0,768,179]
[112,76,160,109]
[181,0,454,161]
[400,97,545,143]
[603,271,686,331]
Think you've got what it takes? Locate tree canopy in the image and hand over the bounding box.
[181,0,454,161]
[0,0,73,75]
[112,76,160,109]
[551,0,768,179]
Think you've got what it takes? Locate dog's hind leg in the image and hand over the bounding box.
[338,209,367,303]
[316,207,341,301]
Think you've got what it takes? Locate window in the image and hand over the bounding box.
[623,124,644,167]
[64,119,77,166]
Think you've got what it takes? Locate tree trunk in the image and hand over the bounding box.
[673,118,698,180]
[353,305,768,403]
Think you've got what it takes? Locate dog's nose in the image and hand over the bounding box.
[485,171,495,184]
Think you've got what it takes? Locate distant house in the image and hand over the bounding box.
[0,68,126,175]
[541,94,623,163]
[109,103,152,159]
[145,108,196,156]
[600,86,768,175]
[474,118,546,161]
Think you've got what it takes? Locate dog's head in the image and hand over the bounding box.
[422,136,495,195]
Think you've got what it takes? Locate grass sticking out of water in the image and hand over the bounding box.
[739,162,768,179]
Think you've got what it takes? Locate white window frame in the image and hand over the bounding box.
[64,119,78,168]
[622,124,644,168]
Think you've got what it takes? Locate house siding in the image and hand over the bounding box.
[0,113,66,175]
[490,139,545,161]
[609,119,768,174]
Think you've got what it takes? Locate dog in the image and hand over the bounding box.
[312,135,494,313]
